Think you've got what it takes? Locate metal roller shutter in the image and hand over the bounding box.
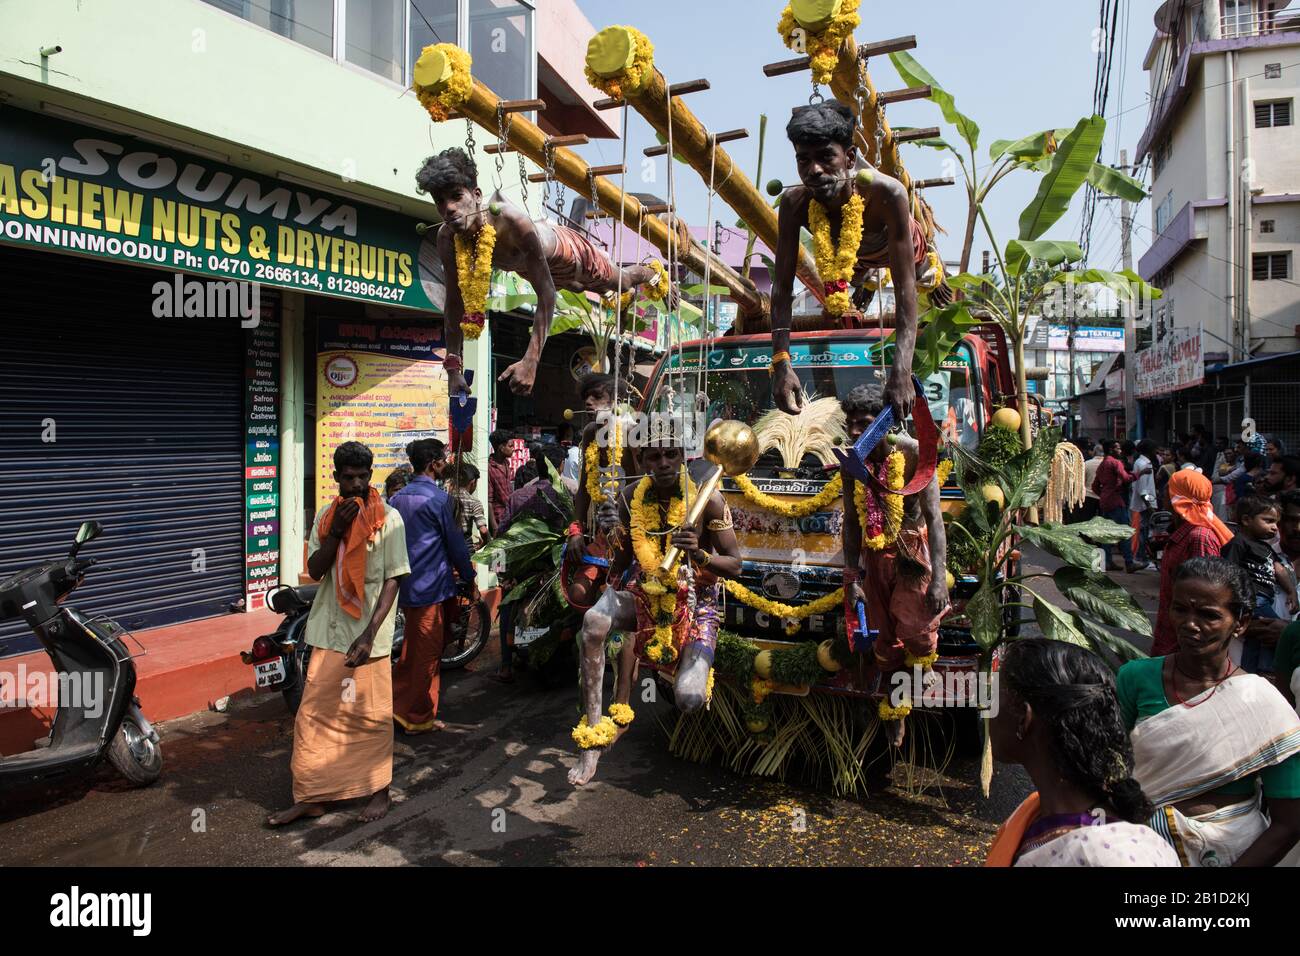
[0,247,248,655]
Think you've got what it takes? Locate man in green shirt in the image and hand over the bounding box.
[268,441,410,827]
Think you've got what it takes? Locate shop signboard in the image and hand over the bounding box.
[0,107,441,310]
[245,303,280,610]
[315,319,449,512]
[1135,326,1203,398]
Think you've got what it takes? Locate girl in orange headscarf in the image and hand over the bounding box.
[1150,470,1233,656]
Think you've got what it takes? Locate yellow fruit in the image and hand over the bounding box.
[816,640,841,673]
[945,571,956,590]
[992,407,1021,432]
[747,718,770,734]
[982,484,1005,509]
[753,650,773,680]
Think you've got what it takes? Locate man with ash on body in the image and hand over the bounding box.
[769,102,946,420]
[416,147,668,398]
[840,383,950,748]
[568,434,741,787]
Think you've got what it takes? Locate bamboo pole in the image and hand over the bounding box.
[450,79,766,317]
[600,47,824,304]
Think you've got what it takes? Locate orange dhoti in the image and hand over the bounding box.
[391,600,450,732]
[291,647,393,803]
[861,525,941,670]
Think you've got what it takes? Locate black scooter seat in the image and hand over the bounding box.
[267,584,319,614]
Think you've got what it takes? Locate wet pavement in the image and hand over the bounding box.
[0,548,1159,867]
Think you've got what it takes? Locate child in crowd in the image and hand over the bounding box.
[1222,495,1299,672]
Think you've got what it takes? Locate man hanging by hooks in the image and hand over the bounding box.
[416,147,669,397]
[768,102,947,419]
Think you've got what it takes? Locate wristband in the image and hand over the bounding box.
[444,353,463,372]
[770,350,791,373]
[567,521,584,539]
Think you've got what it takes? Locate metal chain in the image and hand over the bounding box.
[517,149,529,210]
[808,71,824,106]
[494,105,507,187]
[541,141,554,211]
[464,118,476,157]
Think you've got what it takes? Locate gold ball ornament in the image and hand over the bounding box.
[991,407,1022,432]
[945,571,956,590]
[816,640,842,673]
[563,408,574,421]
[855,167,875,188]
[753,650,773,680]
[766,179,784,197]
[981,484,1006,509]
[488,200,503,215]
[703,420,761,477]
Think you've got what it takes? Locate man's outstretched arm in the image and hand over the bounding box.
[770,194,804,414]
[883,178,919,421]
[500,210,555,396]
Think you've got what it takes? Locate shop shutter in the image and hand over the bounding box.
[0,247,249,655]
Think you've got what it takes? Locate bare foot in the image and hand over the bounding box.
[358,788,390,822]
[567,748,602,787]
[888,717,906,748]
[267,802,325,827]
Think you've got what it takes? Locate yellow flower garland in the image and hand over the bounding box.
[878,698,912,721]
[776,0,862,86]
[572,714,618,749]
[608,703,635,726]
[722,579,844,636]
[414,44,473,123]
[752,677,777,705]
[808,193,864,317]
[853,450,905,550]
[905,650,939,670]
[583,26,655,101]
[453,221,495,340]
[732,472,843,518]
[643,259,669,299]
[583,422,622,503]
[630,469,696,666]
[936,459,953,486]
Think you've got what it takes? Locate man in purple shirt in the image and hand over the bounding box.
[388,439,477,733]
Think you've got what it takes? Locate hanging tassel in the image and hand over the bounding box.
[979,716,994,798]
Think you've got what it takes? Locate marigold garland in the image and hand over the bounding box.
[752,677,778,705]
[414,43,473,123]
[453,220,495,340]
[878,698,913,721]
[630,469,696,666]
[722,579,845,636]
[733,472,843,518]
[572,714,618,749]
[583,26,655,101]
[853,450,905,550]
[608,703,635,726]
[583,421,622,503]
[776,0,862,86]
[936,459,953,486]
[808,193,864,317]
[904,650,939,671]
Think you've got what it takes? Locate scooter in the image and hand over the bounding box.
[243,583,490,715]
[0,520,162,790]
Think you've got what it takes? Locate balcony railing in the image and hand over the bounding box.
[1220,11,1300,38]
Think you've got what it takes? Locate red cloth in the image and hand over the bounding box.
[1092,455,1136,513]
[1151,521,1224,656]
[488,457,512,527]
[392,599,450,730]
[862,526,941,669]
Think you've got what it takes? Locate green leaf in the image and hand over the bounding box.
[1033,593,1091,648]
[471,517,559,569]
[758,253,776,275]
[1068,516,1141,544]
[892,129,957,152]
[1018,115,1106,241]
[966,581,1002,650]
[945,272,998,295]
[957,467,992,536]
[548,311,585,335]
[1048,267,1163,302]
[487,291,538,312]
[680,282,730,296]
[990,128,1072,164]
[1071,611,1148,664]
[1054,566,1153,637]
[502,574,539,605]
[888,51,980,150]
[1017,523,1105,569]
[1005,239,1083,278]
[1088,162,1147,202]
[544,456,575,519]
[1004,427,1061,510]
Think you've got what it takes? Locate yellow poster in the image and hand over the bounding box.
[314,320,448,512]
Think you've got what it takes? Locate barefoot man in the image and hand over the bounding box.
[268,441,410,827]
[769,102,946,419]
[568,434,741,787]
[416,147,669,398]
[839,384,950,748]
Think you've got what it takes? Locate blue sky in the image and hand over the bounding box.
[572,0,1155,273]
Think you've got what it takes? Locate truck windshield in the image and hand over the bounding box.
[645,338,981,479]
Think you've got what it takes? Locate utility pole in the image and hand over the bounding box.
[1099,149,1137,436]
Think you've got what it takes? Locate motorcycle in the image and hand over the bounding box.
[243,583,490,715]
[0,520,162,791]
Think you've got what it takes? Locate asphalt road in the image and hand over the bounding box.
[0,549,1160,867]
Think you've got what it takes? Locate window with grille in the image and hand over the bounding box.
[1255,100,1293,128]
[1253,253,1290,280]
[1155,192,1175,234]
[1153,136,1173,178]
[1260,219,1275,234]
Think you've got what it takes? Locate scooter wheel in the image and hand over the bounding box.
[107,708,163,787]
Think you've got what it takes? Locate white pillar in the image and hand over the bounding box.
[279,291,306,586]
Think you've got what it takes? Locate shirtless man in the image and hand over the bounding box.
[839,383,950,747]
[769,102,946,419]
[568,439,741,787]
[416,147,666,397]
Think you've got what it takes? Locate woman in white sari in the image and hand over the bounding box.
[1118,557,1300,866]
[986,639,1179,867]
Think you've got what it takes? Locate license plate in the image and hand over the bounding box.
[254,657,286,688]
[515,626,549,648]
